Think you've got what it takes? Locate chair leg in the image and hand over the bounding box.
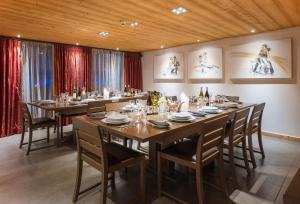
[73,159,83,203]
[60,118,63,139]
[53,124,56,133]
[247,133,257,168]
[123,138,127,147]
[19,124,25,149]
[111,172,116,189]
[26,129,33,155]
[47,126,50,143]
[229,147,238,185]
[157,152,162,197]
[100,172,108,204]
[218,153,228,196]
[140,158,146,202]
[129,139,133,149]
[257,127,265,159]
[196,165,204,204]
[242,138,251,175]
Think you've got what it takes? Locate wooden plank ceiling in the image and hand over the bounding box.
[0,0,300,52]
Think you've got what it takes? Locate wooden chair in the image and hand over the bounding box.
[72,117,146,204]
[19,102,57,155]
[157,115,229,204]
[223,108,251,184]
[225,96,239,102]
[87,100,111,114]
[105,101,128,112]
[247,103,266,168]
[166,96,178,102]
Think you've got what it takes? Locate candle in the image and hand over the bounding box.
[103,88,109,100]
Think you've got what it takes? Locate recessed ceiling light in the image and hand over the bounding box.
[17,34,21,38]
[75,42,79,46]
[251,29,256,33]
[116,48,119,51]
[98,31,109,37]
[171,7,187,15]
[160,45,164,49]
[130,22,139,27]
[120,20,126,27]
[197,39,200,42]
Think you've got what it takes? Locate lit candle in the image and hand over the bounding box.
[103,88,109,100]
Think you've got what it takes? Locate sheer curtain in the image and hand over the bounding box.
[92,49,124,94]
[21,41,53,117]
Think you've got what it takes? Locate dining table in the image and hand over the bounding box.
[27,95,147,146]
[81,102,255,169]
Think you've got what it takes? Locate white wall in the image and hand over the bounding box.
[142,27,300,137]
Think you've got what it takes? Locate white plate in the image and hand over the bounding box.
[168,115,195,122]
[201,106,218,111]
[81,99,96,104]
[102,118,131,125]
[107,114,128,121]
[38,100,56,104]
[123,105,139,111]
[203,109,223,114]
[170,112,192,119]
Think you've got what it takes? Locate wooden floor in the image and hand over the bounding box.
[0,126,299,204]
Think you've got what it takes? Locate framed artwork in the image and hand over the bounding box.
[187,47,223,82]
[228,38,292,82]
[153,53,184,82]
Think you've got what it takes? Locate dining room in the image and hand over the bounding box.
[1,1,300,204]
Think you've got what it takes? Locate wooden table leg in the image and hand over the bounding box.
[56,114,61,147]
[149,141,159,169]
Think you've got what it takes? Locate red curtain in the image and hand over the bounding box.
[53,44,92,96]
[0,39,22,137]
[124,52,143,90]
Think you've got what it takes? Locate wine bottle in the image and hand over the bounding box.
[128,84,131,97]
[146,92,152,106]
[72,85,77,100]
[199,87,204,100]
[124,84,127,96]
[205,87,209,105]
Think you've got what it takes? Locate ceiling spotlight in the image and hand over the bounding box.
[197,39,200,42]
[116,48,119,51]
[171,7,187,15]
[160,45,164,49]
[130,22,139,27]
[251,29,256,33]
[120,20,126,27]
[98,31,109,37]
[75,42,79,46]
[17,34,21,38]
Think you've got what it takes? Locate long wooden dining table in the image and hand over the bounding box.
[27,96,146,146]
[82,103,254,169]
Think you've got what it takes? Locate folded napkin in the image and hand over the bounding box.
[148,120,170,127]
[188,110,207,117]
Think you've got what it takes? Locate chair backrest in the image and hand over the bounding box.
[226,96,239,102]
[229,108,250,145]
[105,101,128,112]
[166,96,178,101]
[19,102,32,124]
[248,103,265,130]
[196,115,229,165]
[73,117,107,171]
[87,100,112,114]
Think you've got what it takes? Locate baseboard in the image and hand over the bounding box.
[262,130,300,142]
